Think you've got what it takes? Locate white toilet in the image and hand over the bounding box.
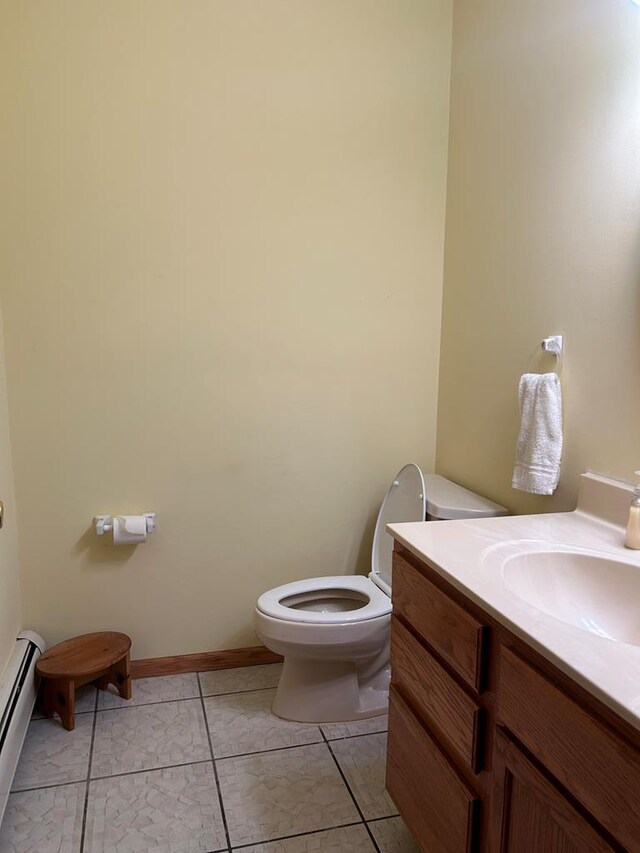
[254,464,507,723]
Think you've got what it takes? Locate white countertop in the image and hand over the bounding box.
[387,473,640,732]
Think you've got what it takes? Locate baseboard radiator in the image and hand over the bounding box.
[0,631,46,824]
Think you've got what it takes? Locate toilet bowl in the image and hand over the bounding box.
[255,575,392,723]
[255,465,507,723]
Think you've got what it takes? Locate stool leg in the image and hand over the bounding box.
[41,679,75,731]
[113,651,132,700]
[39,680,55,719]
[96,652,131,701]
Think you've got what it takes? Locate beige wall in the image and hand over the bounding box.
[0,307,22,678]
[1,1,452,658]
[437,0,640,514]
[0,6,23,676]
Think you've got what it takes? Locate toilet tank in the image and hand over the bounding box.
[425,474,508,521]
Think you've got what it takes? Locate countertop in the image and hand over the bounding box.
[388,474,640,732]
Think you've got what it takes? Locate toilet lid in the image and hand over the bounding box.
[256,575,391,624]
[370,463,426,592]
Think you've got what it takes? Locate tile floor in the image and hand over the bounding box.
[0,664,418,853]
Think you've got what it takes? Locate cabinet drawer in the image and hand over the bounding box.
[392,551,487,691]
[387,687,480,853]
[391,617,484,773]
[499,646,640,851]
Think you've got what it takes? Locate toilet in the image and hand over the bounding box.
[254,464,507,723]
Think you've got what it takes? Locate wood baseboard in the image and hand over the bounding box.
[131,645,283,679]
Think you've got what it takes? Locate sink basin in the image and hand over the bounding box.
[502,550,640,646]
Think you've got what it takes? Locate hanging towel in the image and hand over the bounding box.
[512,373,563,495]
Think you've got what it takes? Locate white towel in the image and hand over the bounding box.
[512,373,563,495]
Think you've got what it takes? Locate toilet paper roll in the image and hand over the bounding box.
[113,515,148,545]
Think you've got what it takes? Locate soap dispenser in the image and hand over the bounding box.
[625,472,640,549]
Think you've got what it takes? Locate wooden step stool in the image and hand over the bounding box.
[36,631,131,730]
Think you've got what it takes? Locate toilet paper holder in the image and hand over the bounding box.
[95,513,157,536]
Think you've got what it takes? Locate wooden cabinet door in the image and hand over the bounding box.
[491,731,615,853]
[498,646,640,850]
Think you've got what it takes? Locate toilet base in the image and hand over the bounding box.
[271,655,390,724]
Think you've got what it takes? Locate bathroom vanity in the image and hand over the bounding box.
[386,473,640,853]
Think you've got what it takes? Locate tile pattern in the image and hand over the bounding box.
[3,665,409,852]
[199,663,283,697]
[91,699,210,777]
[320,715,388,741]
[84,763,226,853]
[204,689,322,758]
[217,742,360,847]
[369,816,420,852]
[97,673,200,710]
[330,733,398,820]
[0,781,85,853]
[11,715,93,791]
[236,824,375,852]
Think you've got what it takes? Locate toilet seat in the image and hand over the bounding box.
[256,575,391,625]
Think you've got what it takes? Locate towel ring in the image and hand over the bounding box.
[541,335,563,375]
[525,336,564,376]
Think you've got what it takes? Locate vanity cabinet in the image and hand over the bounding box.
[387,545,640,853]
